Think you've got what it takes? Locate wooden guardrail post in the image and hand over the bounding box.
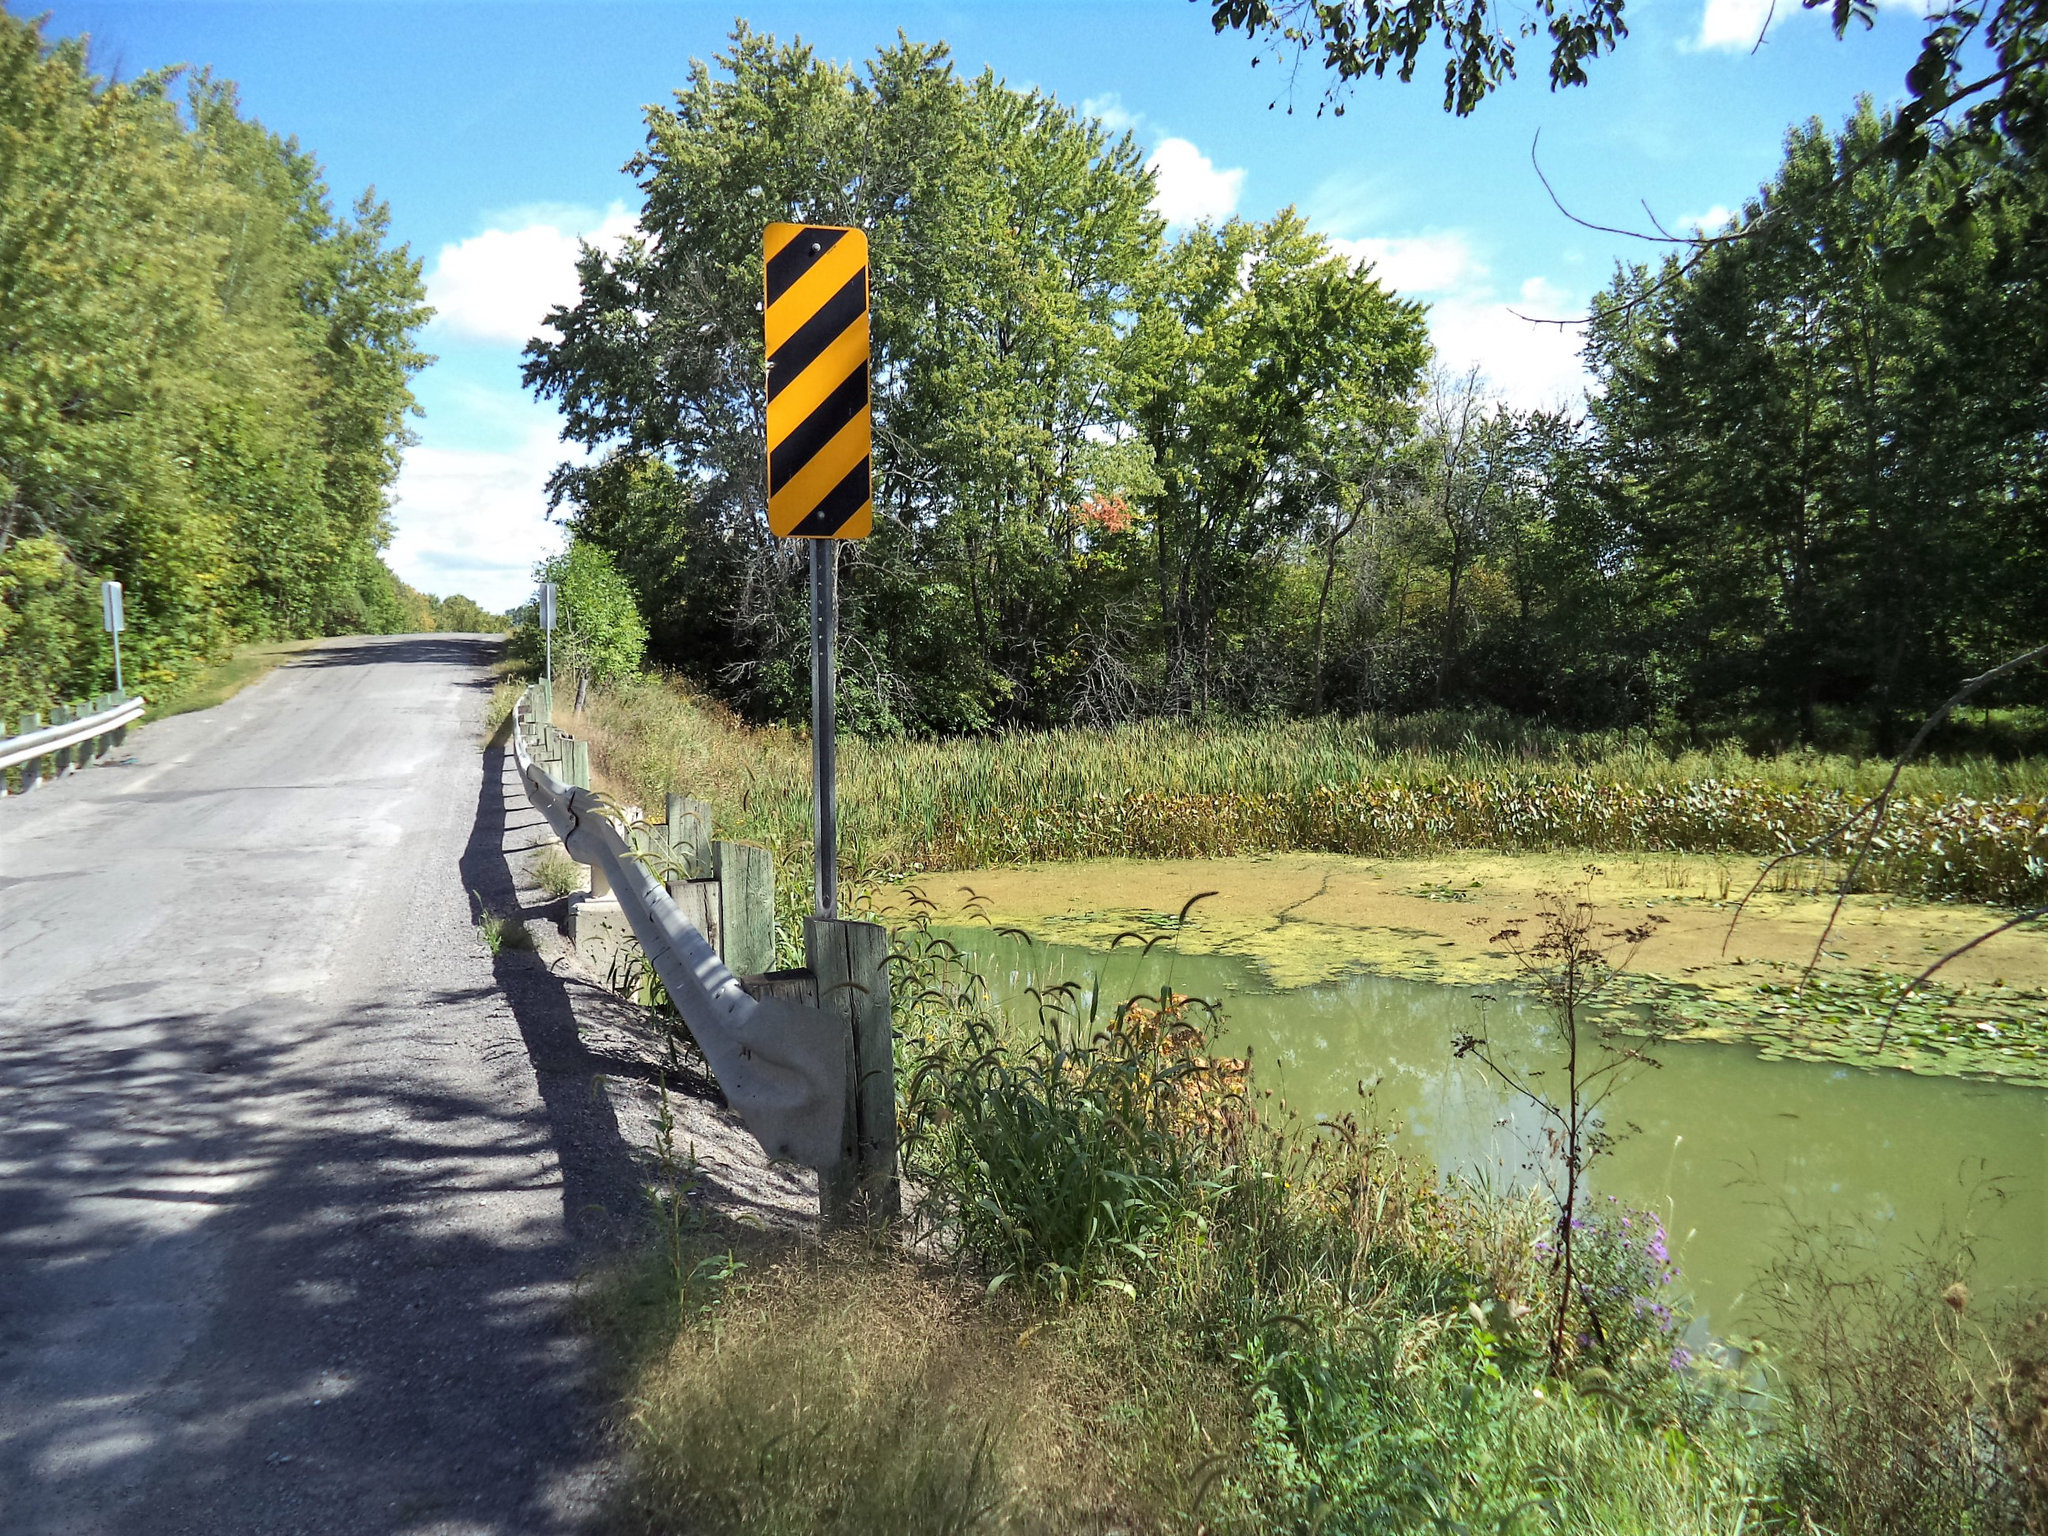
[714,841,775,977]
[49,705,71,777]
[665,793,715,879]
[558,739,610,896]
[653,792,722,950]
[806,916,898,1227]
[18,712,42,792]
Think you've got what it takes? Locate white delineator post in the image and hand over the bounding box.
[538,581,558,690]
[101,580,124,696]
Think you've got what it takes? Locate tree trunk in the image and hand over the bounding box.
[1311,513,1356,712]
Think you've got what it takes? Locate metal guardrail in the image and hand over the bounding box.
[510,684,854,1173]
[0,693,146,791]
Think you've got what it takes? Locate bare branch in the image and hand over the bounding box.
[1878,906,2048,1048]
[1799,641,2048,978]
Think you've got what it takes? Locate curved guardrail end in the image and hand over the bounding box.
[508,691,850,1171]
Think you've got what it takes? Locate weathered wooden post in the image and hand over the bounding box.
[664,793,716,880]
[670,878,721,953]
[806,916,898,1227]
[560,739,609,897]
[715,841,776,977]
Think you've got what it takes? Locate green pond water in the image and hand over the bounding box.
[936,928,2048,1330]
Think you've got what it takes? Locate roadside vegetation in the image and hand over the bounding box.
[591,915,2047,1535]
[553,670,2045,1082]
[524,29,2043,760]
[0,16,510,723]
[574,672,2047,909]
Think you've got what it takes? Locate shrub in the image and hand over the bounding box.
[899,988,1245,1301]
[530,844,584,898]
[513,540,647,688]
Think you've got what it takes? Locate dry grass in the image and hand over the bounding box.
[482,675,527,744]
[603,1236,1240,1536]
[1756,1220,2048,1534]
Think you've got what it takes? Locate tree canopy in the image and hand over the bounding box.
[0,15,433,714]
[527,29,2041,750]
[1584,103,2047,744]
[527,27,1429,733]
[1204,0,2047,169]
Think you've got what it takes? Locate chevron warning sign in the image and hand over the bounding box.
[764,223,871,539]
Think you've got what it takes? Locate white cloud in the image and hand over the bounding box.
[1329,231,1485,295]
[1697,0,1932,50]
[425,203,638,346]
[1676,203,1738,234]
[1697,0,1778,51]
[1329,227,1589,408]
[1082,92,1142,136]
[1148,137,1245,227]
[1424,301,1588,411]
[385,421,571,610]
[1423,277,1589,410]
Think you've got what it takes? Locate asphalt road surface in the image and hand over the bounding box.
[0,635,640,1536]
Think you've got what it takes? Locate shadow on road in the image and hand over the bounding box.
[460,739,650,1244]
[0,986,613,1534]
[0,695,654,1535]
[279,635,509,675]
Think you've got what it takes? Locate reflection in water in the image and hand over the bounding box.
[938,928,2048,1328]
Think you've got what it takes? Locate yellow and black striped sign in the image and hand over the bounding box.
[764,223,871,539]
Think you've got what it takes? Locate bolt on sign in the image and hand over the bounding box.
[763,223,871,539]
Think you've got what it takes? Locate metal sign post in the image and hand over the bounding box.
[810,542,839,918]
[538,581,558,688]
[763,221,871,919]
[101,580,125,696]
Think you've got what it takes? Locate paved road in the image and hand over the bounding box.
[0,636,638,1536]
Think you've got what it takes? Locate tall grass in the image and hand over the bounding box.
[887,921,2045,1532]
[600,918,2043,1533]
[577,673,2048,904]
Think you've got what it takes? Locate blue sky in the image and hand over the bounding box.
[30,0,1938,608]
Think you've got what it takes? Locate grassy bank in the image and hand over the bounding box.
[576,674,2048,906]
[596,932,2047,1534]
